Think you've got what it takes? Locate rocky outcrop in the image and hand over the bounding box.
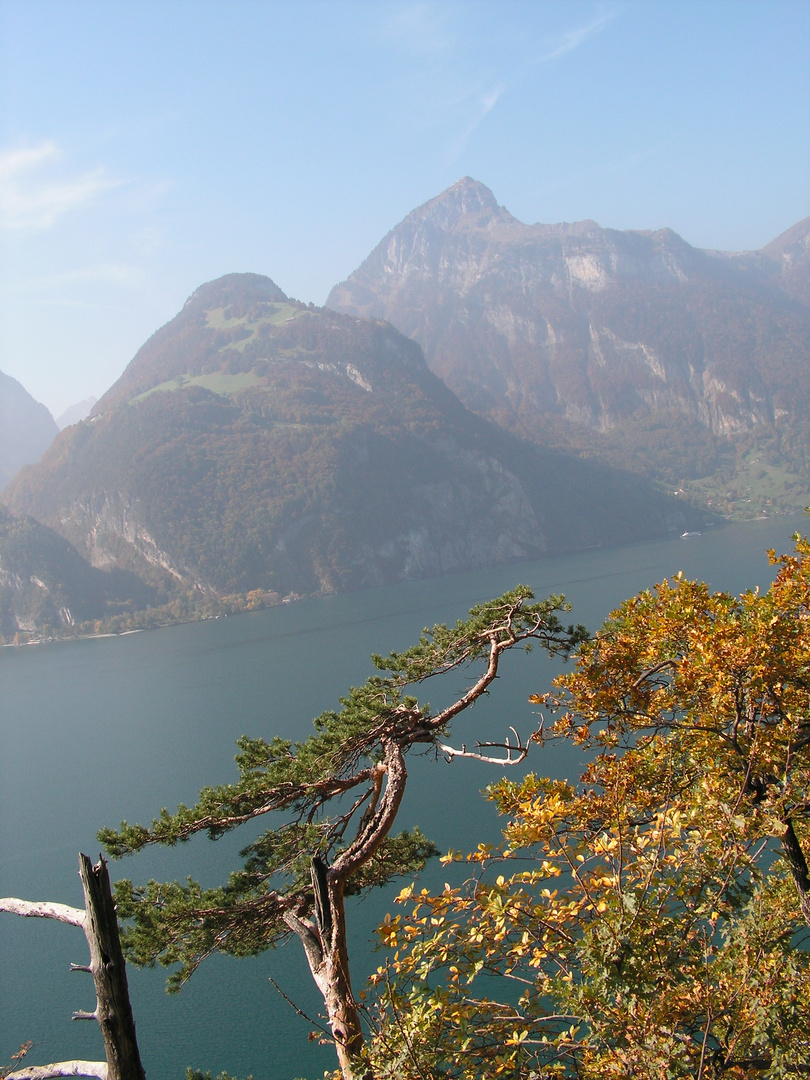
[0,505,154,637]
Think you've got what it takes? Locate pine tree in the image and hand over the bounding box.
[100,587,586,1079]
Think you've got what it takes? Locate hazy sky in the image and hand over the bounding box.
[1,0,808,417]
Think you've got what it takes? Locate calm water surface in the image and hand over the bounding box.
[1,516,805,1078]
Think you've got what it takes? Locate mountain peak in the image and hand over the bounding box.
[412,177,514,232]
[183,272,288,311]
[435,176,499,213]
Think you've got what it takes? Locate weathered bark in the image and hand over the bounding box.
[285,904,366,1079]
[328,739,408,1077]
[322,888,368,1079]
[282,742,408,1078]
[6,1062,107,1079]
[77,855,146,1080]
[0,899,86,927]
[0,855,145,1080]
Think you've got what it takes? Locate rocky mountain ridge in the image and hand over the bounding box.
[327,179,810,505]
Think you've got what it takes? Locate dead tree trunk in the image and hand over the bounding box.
[76,855,145,1080]
[0,854,145,1080]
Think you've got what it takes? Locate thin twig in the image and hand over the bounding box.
[267,975,331,1039]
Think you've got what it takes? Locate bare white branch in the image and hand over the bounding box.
[439,727,531,766]
[5,1062,107,1079]
[0,898,86,928]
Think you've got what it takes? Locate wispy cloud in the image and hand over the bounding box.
[537,9,619,63]
[374,3,620,167]
[0,140,122,231]
[446,8,619,160]
[443,82,505,165]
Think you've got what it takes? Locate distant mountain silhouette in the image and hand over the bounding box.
[328,179,810,505]
[3,273,701,609]
[0,370,58,488]
[57,396,98,430]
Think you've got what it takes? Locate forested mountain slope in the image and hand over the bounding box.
[328,179,810,513]
[2,274,700,604]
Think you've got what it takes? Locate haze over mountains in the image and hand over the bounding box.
[329,178,810,509]
[3,177,807,639]
[0,370,58,489]
[2,274,696,637]
[56,396,98,430]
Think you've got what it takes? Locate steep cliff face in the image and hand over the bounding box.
[0,505,154,637]
[327,180,810,478]
[5,274,696,601]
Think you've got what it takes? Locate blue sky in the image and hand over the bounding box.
[1,0,808,417]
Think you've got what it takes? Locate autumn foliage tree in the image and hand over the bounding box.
[366,536,810,1079]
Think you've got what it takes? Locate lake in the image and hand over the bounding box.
[1,515,805,1078]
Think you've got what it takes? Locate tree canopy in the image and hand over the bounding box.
[365,536,810,1079]
[99,587,586,1079]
